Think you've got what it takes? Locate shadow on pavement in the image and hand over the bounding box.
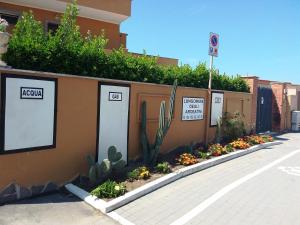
[10,190,81,205]
[275,137,290,141]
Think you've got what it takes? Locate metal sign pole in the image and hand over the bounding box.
[208,55,214,90]
[205,32,218,145]
[205,32,219,144]
[204,56,213,145]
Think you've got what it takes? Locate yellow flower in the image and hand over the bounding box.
[114,185,120,191]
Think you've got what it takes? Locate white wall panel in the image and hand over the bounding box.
[98,85,129,163]
[2,76,56,151]
[210,92,224,126]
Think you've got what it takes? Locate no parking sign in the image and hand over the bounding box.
[208,32,219,57]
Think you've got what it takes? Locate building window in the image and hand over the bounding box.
[46,21,59,33]
[0,10,20,26]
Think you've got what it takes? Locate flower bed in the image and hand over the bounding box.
[73,134,275,202]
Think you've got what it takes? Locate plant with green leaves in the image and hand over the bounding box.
[197,151,211,159]
[140,80,178,166]
[91,180,126,199]
[192,145,210,159]
[47,1,83,74]
[214,111,246,143]
[222,112,246,142]
[127,166,151,181]
[224,143,234,153]
[4,11,48,70]
[127,168,140,182]
[87,146,126,184]
[215,117,222,143]
[155,162,172,174]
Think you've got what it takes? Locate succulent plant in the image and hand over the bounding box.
[140,80,177,166]
[87,146,126,184]
[108,146,126,172]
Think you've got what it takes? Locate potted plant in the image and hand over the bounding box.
[0,17,9,67]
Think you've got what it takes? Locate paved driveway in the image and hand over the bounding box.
[112,133,300,225]
[0,192,118,225]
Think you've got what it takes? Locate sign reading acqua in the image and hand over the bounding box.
[182,97,204,121]
[210,92,224,126]
[20,87,44,99]
[1,74,57,153]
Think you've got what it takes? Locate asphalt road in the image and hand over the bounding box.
[1,132,299,225]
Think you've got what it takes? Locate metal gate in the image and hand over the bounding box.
[256,87,272,133]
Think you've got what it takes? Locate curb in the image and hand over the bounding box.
[65,140,282,213]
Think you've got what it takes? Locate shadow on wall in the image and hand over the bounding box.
[272,91,281,131]
[285,90,292,131]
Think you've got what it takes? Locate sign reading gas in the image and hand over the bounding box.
[20,87,44,100]
[182,97,204,121]
[109,92,122,101]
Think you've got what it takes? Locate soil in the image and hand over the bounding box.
[74,148,209,202]
[72,137,275,202]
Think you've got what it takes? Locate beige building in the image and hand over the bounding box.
[0,0,178,65]
[286,83,300,111]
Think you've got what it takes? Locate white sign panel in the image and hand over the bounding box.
[287,89,296,96]
[2,75,57,151]
[208,32,219,57]
[182,97,204,121]
[98,85,129,163]
[210,92,224,126]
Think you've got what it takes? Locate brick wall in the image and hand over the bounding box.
[243,77,258,130]
[243,76,290,132]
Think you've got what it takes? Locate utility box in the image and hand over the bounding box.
[291,111,300,131]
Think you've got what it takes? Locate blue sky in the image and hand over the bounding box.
[121,0,300,83]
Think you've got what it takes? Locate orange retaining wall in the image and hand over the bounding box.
[0,69,252,190]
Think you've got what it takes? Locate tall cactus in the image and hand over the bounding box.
[141,80,178,166]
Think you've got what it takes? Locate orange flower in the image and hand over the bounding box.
[177,153,198,166]
[230,140,250,149]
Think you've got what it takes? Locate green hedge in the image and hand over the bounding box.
[4,3,249,93]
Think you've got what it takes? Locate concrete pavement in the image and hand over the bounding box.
[0,192,119,225]
[113,133,300,225]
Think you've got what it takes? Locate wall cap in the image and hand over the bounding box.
[0,68,252,94]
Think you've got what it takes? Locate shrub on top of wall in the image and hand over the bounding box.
[4,3,250,93]
[5,11,48,71]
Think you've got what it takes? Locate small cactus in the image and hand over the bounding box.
[108,146,122,162]
[87,158,110,184]
[87,146,126,184]
[108,146,126,173]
